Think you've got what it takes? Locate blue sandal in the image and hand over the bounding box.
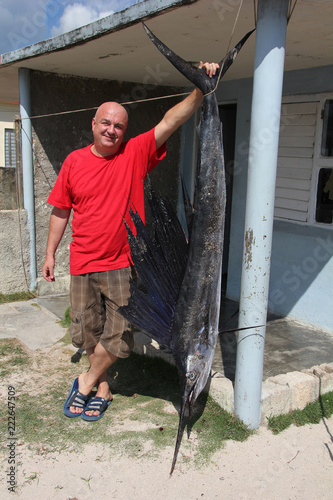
[81,396,112,421]
[63,378,89,418]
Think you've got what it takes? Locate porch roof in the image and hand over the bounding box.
[0,0,332,103]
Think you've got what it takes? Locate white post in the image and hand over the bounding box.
[234,0,289,428]
[19,68,37,291]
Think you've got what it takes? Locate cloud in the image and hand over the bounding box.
[50,0,139,37]
[50,3,114,36]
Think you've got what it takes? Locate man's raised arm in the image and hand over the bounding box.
[154,62,219,150]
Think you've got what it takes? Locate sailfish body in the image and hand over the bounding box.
[119,23,254,474]
[170,56,225,426]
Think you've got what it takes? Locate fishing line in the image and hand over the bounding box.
[220,324,266,335]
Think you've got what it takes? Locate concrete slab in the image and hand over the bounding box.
[0,298,67,350]
[213,299,333,380]
[34,294,70,320]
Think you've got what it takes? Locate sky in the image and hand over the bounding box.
[0,0,141,54]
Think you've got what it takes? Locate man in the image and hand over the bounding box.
[42,61,219,420]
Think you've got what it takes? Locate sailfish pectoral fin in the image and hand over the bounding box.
[118,177,189,348]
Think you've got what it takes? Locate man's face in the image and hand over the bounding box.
[92,102,128,157]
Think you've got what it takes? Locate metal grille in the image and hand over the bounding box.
[5,128,16,168]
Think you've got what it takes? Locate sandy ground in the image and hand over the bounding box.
[2,414,332,499]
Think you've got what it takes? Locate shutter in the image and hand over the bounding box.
[274,102,317,222]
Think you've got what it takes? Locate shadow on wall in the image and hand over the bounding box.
[268,219,333,328]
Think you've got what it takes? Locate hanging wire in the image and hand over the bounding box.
[204,0,245,98]
[253,0,258,29]
[287,0,298,24]
[19,91,191,122]
[253,0,298,28]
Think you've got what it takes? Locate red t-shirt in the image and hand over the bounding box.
[47,128,166,274]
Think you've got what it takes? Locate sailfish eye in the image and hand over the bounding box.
[188,371,196,381]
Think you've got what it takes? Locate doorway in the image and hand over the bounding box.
[219,103,237,295]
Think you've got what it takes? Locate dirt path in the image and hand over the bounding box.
[3,417,332,500]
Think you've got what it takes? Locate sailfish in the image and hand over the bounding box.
[119,23,254,474]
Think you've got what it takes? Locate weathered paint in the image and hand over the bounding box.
[244,228,254,268]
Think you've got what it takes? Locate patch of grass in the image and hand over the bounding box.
[192,396,252,466]
[267,391,333,434]
[0,339,32,377]
[0,291,35,304]
[58,306,70,329]
[0,339,26,357]
[57,307,72,345]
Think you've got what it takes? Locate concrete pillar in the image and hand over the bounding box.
[19,68,37,291]
[234,0,289,428]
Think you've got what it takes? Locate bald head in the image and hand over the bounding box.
[94,101,128,124]
[92,101,128,157]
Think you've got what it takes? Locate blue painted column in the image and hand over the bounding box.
[234,0,289,428]
[19,68,37,291]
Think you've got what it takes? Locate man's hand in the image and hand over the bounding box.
[199,61,220,78]
[42,255,56,282]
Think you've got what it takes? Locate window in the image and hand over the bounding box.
[316,168,333,223]
[5,128,16,168]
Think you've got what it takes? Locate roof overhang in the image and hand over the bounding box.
[1,0,332,102]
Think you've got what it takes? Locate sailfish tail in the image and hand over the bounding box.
[142,22,255,94]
